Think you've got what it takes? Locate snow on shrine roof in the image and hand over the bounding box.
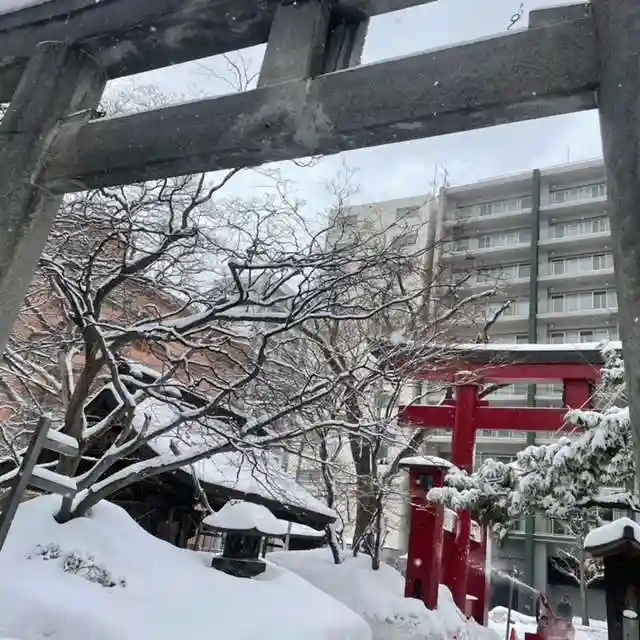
[132,399,336,521]
[203,500,288,536]
[399,455,452,468]
[584,517,640,551]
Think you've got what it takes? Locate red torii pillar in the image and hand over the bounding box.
[399,355,600,618]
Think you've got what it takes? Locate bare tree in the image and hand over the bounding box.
[550,537,603,626]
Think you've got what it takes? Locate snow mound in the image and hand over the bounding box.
[0,496,370,640]
[269,549,499,640]
[488,607,607,640]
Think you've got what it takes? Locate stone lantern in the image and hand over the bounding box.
[204,500,288,578]
[585,517,640,640]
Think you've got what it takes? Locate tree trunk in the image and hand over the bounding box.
[326,523,342,565]
[579,544,590,626]
[371,495,383,571]
[349,429,377,555]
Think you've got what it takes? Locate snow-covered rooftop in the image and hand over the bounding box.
[132,399,336,521]
[584,517,640,551]
[203,500,288,536]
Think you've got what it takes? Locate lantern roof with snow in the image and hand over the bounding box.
[203,500,289,537]
[584,517,640,559]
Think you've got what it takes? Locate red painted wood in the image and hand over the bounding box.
[404,466,447,610]
[447,384,478,609]
[400,405,582,433]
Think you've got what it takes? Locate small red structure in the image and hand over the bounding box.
[396,344,606,623]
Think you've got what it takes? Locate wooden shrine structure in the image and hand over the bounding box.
[397,343,606,622]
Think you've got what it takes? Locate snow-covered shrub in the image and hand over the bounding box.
[27,543,126,588]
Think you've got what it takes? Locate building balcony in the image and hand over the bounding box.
[539,194,608,218]
[538,265,616,289]
[442,241,530,262]
[537,303,618,327]
[539,230,612,253]
[444,207,533,233]
[457,275,530,295]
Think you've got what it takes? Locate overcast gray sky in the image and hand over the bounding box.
[111,0,602,211]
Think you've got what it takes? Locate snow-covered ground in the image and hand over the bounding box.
[269,548,499,640]
[488,608,608,640]
[0,496,368,640]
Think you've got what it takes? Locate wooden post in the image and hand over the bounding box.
[590,0,640,481]
[0,417,51,552]
[0,42,106,355]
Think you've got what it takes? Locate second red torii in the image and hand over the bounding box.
[395,343,611,614]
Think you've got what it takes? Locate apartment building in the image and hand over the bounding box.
[332,158,613,618]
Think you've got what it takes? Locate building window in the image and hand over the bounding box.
[391,230,419,249]
[492,334,528,344]
[548,327,617,344]
[477,229,530,249]
[336,213,358,229]
[548,290,616,313]
[396,206,420,219]
[486,299,529,319]
[456,195,532,219]
[453,238,470,251]
[549,216,610,239]
[549,182,607,204]
[550,253,613,275]
[477,263,530,283]
[593,290,607,309]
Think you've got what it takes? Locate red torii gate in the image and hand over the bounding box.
[396,343,609,623]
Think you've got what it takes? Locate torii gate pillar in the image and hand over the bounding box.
[445,382,481,607]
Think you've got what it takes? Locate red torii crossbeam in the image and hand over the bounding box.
[396,343,610,619]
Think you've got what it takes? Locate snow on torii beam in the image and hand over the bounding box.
[39,7,598,192]
[0,0,438,103]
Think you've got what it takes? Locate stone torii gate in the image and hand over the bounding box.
[1,2,640,477]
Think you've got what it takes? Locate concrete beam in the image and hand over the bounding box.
[41,15,599,193]
[529,2,590,28]
[0,0,438,103]
[590,0,640,481]
[257,0,331,87]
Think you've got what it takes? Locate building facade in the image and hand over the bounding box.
[334,158,614,618]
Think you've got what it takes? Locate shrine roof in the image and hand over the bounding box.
[131,397,337,528]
